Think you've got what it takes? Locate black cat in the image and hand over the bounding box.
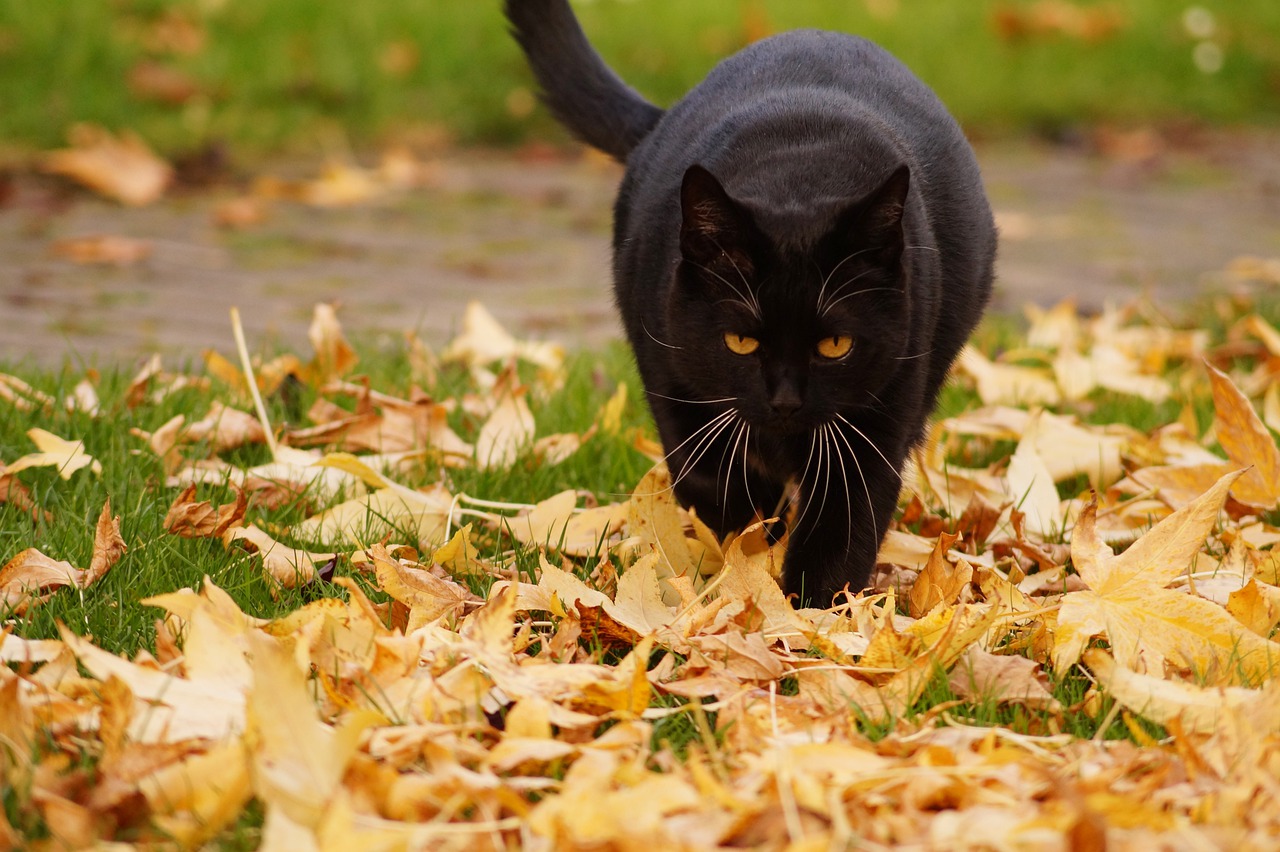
[506,0,995,607]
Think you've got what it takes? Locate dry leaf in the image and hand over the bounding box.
[4,428,101,479]
[40,124,172,206]
[50,235,153,265]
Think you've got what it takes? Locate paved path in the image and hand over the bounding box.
[2,131,1278,367]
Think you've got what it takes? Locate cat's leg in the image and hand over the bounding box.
[781,418,905,607]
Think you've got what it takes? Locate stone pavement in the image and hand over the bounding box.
[2,131,1278,368]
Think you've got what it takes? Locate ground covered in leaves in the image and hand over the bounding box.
[7,286,1280,848]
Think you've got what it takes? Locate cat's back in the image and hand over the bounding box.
[629,30,963,174]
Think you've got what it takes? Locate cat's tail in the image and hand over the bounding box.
[504,0,664,161]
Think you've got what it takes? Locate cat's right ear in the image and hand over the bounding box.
[679,165,754,272]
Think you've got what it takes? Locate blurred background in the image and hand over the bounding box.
[1,0,1278,363]
[1,0,1277,157]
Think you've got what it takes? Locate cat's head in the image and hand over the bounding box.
[664,163,914,433]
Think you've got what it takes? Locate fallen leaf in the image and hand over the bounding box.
[40,124,172,206]
[476,386,535,469]
[948,647,1061,712]
[1055,470,1280,684]
[50,235,153,265]
[164,484,248,538]
[4,428,101,479]
[1207,362,1280,509]
[225,525,337,588]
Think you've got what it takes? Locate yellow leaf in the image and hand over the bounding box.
[1227,579,1280,637]
[956,346,1060,406]
[292,484,452,547]
[305,303,358,384]
[476,387,535,469]
[1207,362,1280,508]
[4,427,101,479]
[246,631,380,834]
[441,300,565,371]
[1004,436,1062,540]
[628,464,698,603]
[370,543,473,626]
[1086,648,1280,736]
[225,524,336,588]
[598,382,627,434]
[140,742,252,848]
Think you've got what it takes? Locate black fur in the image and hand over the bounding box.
[506,1,996,606]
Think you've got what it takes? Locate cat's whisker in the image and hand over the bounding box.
[660,409,737,493]
[814,424,834,530]
[816,247,878,311]
[740,424,757,520]
[669,409,739,492]
[641,318,682,350]
[692,258,761,320]
[789,430,821,536]
[820,283,900,317]
[829,421,873,549]
[646,390,738,405]
[723,249,763,318]
[835,413,899,479]
[718,418,747,510]
[892,349,934,361]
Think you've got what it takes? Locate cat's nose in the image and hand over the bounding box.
[769,386,803,416]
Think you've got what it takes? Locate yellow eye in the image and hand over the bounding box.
[723,332,759,355]
[817,335,853,359]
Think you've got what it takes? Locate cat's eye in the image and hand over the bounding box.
[723,332,759,355]
[816,335,853,359]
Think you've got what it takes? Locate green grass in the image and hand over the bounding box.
[0,0,1276,160]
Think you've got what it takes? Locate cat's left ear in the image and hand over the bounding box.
[679,165,755,272]
[842,164,909,269]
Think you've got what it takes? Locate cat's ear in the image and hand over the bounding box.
[842,164,909,268]
[679,165,755,271]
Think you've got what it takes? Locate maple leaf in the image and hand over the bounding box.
[4,428,101,479]
[1206,362,1280,509]
[512,490,629,556]
[1086,648,1280,736]
[304,303,358,384]
[369,543,476,630]
[245,630,380,844]
[1056,469,1280,685]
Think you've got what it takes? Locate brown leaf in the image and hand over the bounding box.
[0,500,123,613]
[40,124,172,206]
[50,235,153,265]
[85,500,127,587]
[164,484,247,538]
[948,647,1061,712]
[908,531,968,617]
[127,60,200,105]
[305,303,358,384]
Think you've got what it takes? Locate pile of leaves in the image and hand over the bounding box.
[8,292,1280,848]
